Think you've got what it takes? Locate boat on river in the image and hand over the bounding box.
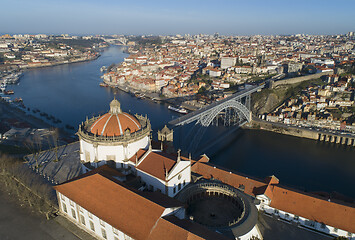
[168,105,188,114]
[0,84,5,92]
[4,90,14,95]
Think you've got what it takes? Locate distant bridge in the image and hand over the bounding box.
[168,84,264,154]
[103,37,128,45]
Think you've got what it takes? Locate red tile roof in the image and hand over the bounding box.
[129,149,146,164]
[191,162,266,196]
[90,112,141,137]
[148,215,231,240]
[137,151,178,181]
[192,162,355,233]
[54,166,180,240]
[268,185,355,233]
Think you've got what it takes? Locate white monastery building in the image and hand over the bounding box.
[53,99,355,240]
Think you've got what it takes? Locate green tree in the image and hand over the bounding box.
[198,86,206,94]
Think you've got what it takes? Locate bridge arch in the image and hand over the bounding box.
[198,99,251,127]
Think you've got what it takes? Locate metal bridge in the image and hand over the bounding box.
[168,84,264,154]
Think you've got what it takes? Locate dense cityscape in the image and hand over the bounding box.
[0,1,354,240]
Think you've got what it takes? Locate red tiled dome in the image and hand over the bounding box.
[90,99,141,136]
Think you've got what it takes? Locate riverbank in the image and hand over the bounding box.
[247,118,355,147]
[21,54,100,70]
[0,99,76,147]
[104,80,200,112]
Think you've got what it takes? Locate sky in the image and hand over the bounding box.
[1,0,354,36]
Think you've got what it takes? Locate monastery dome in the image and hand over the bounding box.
[90,99,141,137]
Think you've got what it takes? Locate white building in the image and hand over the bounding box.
[221,56,237,69]
[55,166,218,240]
[77,99,191,197]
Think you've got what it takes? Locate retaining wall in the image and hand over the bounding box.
[249,119,355,147]
[272,71,333,88]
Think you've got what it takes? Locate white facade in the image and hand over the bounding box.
[135,149,191,197]
[80,135,149,166]
[256,194,355,240]
[57,191,187,240]
[221,56,237,69]
[58,192,134,240]
[238,225,263,240]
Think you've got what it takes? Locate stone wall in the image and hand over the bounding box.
[272,71,333,88]
[249,119,355,146]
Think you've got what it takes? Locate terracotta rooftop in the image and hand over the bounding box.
[128,149,146,164]
[54,165,230,240]
[191,162,266,196]
[54,166,183,240]
[90,112,141,137]
[192,162,355,233]
[268,185,355,233]
[148,215,232,240]
[137,151,180,181]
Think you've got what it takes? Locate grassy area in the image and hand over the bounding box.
[283,78,325,99]
[251,77,327,114]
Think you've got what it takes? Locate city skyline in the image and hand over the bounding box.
[1,0,355,36]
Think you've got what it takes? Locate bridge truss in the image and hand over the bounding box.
[168,85,263,155]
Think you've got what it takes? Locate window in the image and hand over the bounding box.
[101,228,107,239]
[333,227,338,233]
[88,212,93,219]
[100,219,105,227]
[80,215,86,226]
[112,226,119,235]
[69,200,74,207]
[173,187,176,194]
[306,220,315,227]
[89,221,95,231]
[106,155,115,161]
[274,209,279,215]
[293,215,299,221]
[320,223,326,229]
[61,194,66,201]
[62,203,67,213]
[178,183,181,191]
[183,180,186,186]
[285,213,289,218]
[79,206,83,213]
[85,151,90,162]
[71,209,76,219]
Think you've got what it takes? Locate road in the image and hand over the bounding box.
[0,190,80,240]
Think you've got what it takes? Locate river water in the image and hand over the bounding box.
[9,46,355,198]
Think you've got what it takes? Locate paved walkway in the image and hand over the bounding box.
[258,212,332,240]
[0,190,95,240]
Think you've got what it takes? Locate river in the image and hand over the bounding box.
[9,46,355,199]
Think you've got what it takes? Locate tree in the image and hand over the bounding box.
[198,86,206,94]
[47,128,59,162]
[24,134,43,169]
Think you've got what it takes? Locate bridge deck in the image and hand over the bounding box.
[168,84,264,126]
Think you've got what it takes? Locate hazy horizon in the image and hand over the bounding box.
[1,0,354,36]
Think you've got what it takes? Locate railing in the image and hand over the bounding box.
[176,181,249,229]
[77,114,151,142]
